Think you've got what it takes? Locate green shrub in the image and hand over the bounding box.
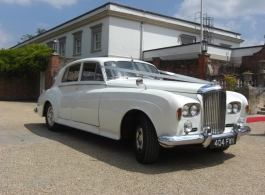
[0,44,51,77]
[224,74,237,91]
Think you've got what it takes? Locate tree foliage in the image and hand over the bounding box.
[0,44,52,77]
[224,74,237,91]
[19,28,46,43]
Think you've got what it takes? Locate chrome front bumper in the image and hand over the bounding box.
[158,125,251,148]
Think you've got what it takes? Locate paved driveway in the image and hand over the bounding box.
[0,101,264,194]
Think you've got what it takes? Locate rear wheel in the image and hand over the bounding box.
[134,113,160,164]
[45,102,59,131]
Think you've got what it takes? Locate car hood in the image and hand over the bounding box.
[107,78,210,94]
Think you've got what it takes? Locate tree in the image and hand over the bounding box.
[20,34,35,42]
[36,28,46,35]
[19,28,46,43]
[0,44,52,77]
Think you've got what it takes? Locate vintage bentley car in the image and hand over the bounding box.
[34,57,251,164]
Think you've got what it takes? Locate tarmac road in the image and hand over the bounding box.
[0,101,264,194]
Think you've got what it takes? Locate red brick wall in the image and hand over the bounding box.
[0,75,40,101]
[45,54,59,90]
[241,44,265,73]
[197,54,210,79]
[45,54,76,90]
[155,58,198,77]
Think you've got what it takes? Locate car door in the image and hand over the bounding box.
[57,63,81,120]
[71,61,105,127]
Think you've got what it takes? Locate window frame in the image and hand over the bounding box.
[61,63,81,83]
[90,23,103,52]
[72,30,83,56]
[58,36,66,57]
[179,34,196,45]
[81,62,104,82]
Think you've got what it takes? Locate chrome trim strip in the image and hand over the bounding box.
[158,134,206,148]
[197,84,224,94]
[158,126,251,148]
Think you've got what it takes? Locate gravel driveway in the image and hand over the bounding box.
[0,101,264,194]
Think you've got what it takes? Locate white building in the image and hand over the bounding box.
[13,2,263,63]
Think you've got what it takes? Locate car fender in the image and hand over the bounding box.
[99,88,200,139]
[38,91,59,122]
[226,91,248,124]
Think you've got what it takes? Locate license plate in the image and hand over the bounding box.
[210,137,236,148]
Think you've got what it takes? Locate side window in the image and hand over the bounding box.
[81,62,103,81]
[62,64,81,82]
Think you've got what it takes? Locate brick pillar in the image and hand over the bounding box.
[45,53,59,90]
[152,57,161,69]
[197,54,211,79]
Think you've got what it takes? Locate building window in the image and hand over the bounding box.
[58,36,66,56]
[220,43,232,48]
[179,34,196,44]
[90,23,103,52]
[72,30,83,56]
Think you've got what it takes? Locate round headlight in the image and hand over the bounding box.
[182,105,189,116]
[184,120,192,133]
[233,103,239,113]
[227,104,232,114]
[190,104,198,116]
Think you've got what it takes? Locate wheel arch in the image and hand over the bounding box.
[120,109,156,140]
[42,95,58,122]
[43,101,50,116]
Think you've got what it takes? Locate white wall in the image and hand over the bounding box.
[143,23,180,51]
[108,17,141,59]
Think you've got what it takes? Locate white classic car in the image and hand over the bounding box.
[34,57,251,164]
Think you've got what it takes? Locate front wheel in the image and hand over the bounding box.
[45,103,59,131]
[134,113,160,164]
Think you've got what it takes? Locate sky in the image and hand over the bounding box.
[0,0,264,49]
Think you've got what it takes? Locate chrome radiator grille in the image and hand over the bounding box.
[202,90,226,135]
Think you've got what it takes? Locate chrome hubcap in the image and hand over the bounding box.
[136,127,143,151]
[47,106,54,126]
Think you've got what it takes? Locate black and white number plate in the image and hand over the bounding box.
[210,137,236,148]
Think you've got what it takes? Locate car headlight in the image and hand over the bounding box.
[182,105,189,116]
[190,104,199,116]
[182,103,200,117]
[227,102,241,114]
[227,103,232,114]
[233,104,239,113]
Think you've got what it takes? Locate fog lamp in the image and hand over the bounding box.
[184,120,192,133]
[237,117,245,127]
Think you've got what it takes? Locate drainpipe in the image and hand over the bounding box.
[140,22,144,60]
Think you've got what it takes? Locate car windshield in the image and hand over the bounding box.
[104,61,160,80]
